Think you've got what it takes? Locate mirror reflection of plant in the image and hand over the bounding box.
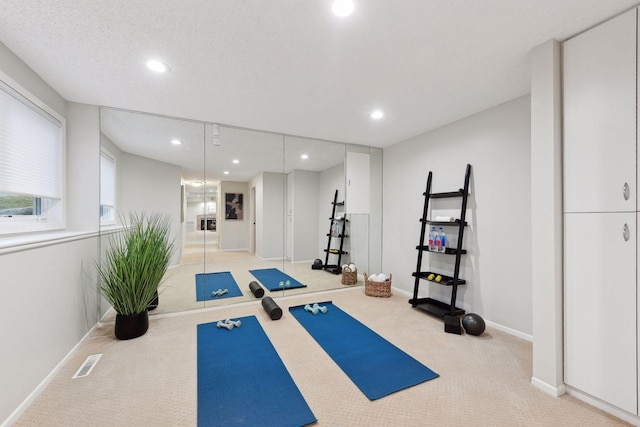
[97,212,174,316]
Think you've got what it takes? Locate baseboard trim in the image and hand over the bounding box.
[531,377,566,397]
[394,287,533,342]
[484,320,532,342]
[1,323,100,427]
[565,386,639,426]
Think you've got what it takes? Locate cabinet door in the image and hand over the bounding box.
[563,9,636,213]
[345,151,370,214]
[564,212,637,413]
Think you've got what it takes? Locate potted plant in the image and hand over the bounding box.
[97,212,174,340]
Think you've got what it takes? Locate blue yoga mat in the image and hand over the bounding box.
[197,316,316,427]
[290,301,439,400]
[248,268,307,291]
[195,272,243,301]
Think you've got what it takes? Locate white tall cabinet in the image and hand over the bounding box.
[563,8,638,415]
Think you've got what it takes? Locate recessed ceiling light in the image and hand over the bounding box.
[223,171,229,175]
[171,139,182,145]
[301,154,309,159]
[146,59,170,73]
[332,0,354,17]
[370,109,384,120]
[191,181,202,187]
[232,159,239,164]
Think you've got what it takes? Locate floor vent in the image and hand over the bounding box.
[72,353,102,379]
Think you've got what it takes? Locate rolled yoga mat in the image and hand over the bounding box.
[249,280,265,298]
[262,296,282,320]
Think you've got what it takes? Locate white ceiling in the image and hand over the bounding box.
[100,107,347,186]
[0,0,638,148]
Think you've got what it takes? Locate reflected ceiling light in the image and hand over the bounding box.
[146,59,170,73]
[232,159,239,164]
[191,181,202,187]
[301,154,309,159]
[370,109,384,120]
[332,0,354,17]
[171,139,182,145]
[223,171,230,175]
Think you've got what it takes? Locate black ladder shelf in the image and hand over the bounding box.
[322,189,348,275]
[409,164,471,322]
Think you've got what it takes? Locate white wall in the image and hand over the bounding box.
[250,173,284,259]
[66,102,100,232]
[118,152,183,266]
[383,95,532,335]
[0,42,103,425]
[219,181,250,251]
[289,170,320,263]
[262,173,285,259]
[530,40,565,396]
[0,42,65,117]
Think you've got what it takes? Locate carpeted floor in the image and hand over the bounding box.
[99,230,353,320]
[14,287,630,426]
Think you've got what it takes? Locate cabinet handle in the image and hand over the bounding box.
[623,223,630,241]
[623,182,630,200]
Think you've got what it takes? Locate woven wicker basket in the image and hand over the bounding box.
[341,268,358,285]
[364,273,392,297]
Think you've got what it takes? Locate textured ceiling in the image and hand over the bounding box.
[0,0,638,148]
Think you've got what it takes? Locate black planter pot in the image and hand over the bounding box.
[148,291,159,311]
[115,311,149,340]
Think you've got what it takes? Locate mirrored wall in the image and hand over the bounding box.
[99,107,382,318]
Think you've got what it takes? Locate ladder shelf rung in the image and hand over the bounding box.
[425,189,466,198]
[409,297,465,317]
[412,271,466,286]
[324,249,348,255]
[415,246,467,255]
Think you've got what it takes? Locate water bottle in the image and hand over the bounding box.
[434,228,441,252]
[428,226,436,251]
[438,227,446,253]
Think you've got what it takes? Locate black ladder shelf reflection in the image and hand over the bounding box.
[409,164,471,319]
[322,189,348,275]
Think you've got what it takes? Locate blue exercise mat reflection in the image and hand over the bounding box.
[195,272,243,301]
[197,316,316,427]
[289,301,439,400]
[248,268,306,291]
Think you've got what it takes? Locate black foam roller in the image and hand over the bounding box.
[261,297,282,320]
[249,281,264,298]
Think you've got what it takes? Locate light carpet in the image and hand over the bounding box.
[13,287,631,427]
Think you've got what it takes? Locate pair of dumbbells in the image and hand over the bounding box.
[304,303,328,315]
[211,288,229,297]
[278,280,291,289]
[216,318,242,330]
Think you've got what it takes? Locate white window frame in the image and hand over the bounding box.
[0,71,66,236]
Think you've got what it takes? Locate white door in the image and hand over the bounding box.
[563,9,636,213]
[564,212,637,413]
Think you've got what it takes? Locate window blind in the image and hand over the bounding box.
[100,152,115,207]
[0,80,62,200]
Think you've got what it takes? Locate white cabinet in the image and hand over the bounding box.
[563,7,639,415]
[564,212,637,413]
[345,151,370,214]
[563,9,636,213]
